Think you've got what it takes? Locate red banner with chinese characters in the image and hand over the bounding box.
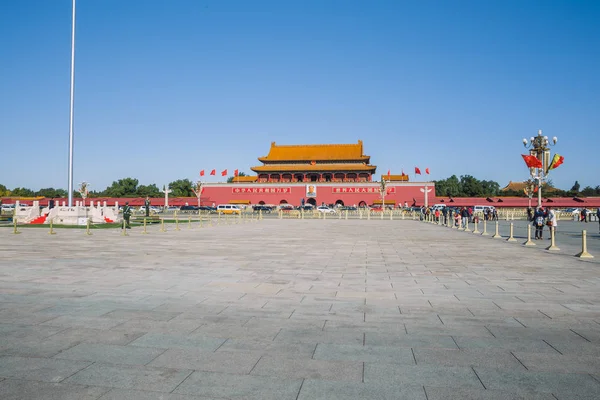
[232,187,292,194]
[331,187,395,194]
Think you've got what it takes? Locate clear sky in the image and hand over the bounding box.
[1,0,598,192]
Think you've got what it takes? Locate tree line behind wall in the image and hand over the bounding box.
[1,175,599,198]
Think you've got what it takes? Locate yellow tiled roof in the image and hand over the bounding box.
[251,164,377,172]
[258,140,370,162]
[232,176,258,182]
[380,174,409,182]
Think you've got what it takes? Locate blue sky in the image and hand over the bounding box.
[1,0,598,192]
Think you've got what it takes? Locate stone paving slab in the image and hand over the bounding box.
[173,371,302,400]
[0,379,110,400]
[0,219,599,399]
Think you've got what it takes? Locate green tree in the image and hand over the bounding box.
[101,178,139,197]
[227,172,247,183]
[459,175,484,197]
[0,184,10,196]
[137,184,161,197]
[169,179,194,197]
[36,188,68,198]
[580,186,596,196]
[11,187,35,197]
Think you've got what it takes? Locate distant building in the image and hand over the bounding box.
[203,140,433,207]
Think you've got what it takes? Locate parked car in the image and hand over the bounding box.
[198,206,216,212]
[180,205,200,212]
[317,206,336,214]
[165,206,180,212]
[253,205,273,213]
[340,206,357,211]
[138,206,161,214]
[297,205,314,211]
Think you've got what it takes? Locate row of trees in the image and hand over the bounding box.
[1,176,598,199]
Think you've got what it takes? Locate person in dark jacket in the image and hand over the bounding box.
[533,207,545,239]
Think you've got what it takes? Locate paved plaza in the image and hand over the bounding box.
[0,219,599,399]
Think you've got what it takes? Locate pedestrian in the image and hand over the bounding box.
[547,206,557,237]
[123,202,132,229]
[597,208,600,233]
[533,207,545,239]
[581,208,588,223]
[461,207,469,228]
[144,196,151,217]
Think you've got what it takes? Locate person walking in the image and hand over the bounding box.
[461,207,469,228]
[581,208,588,223]
[533,207,545,240]
[547,206,557,238]
[597,208,600,233]
[123,202,132,229]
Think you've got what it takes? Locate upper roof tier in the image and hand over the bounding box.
[258,140,370,162]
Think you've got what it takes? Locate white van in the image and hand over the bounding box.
[216,204,241,215]
[473,205,495,213]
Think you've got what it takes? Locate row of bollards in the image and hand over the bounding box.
[423,212,594,259]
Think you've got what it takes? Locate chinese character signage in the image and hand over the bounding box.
[232,187,292,194]
[331,187,396,194]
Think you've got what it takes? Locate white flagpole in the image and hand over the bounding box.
[67,0,76,207]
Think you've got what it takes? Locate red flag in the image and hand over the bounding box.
[521,154,543,169]
[234,169,239,177]
[221,169,227,176]
[210,169,216,176]
[425,168,430,174]
[401,169,406,176]
[415,167,421,175]
[387,169,391,180]
[200,170,205,177]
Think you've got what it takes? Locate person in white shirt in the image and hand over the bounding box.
[547,207,557,235]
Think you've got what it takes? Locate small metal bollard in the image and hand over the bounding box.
[506,222,516,241]
[142,218,148,234]
[121,219,128,236]
[85,218,92,235]
[188,215,192,228]
[481,219,489,236]
[523,225,535,246]
[367,210,371,220]
[472,220,480,234]
[546,227,559,251]
[576,230,594,258]
[48,218,56,235]
[12,217,20,235]
[175,212,181,230]
[199,215,203,228]
[160,218,166,232]
[492,221,501,239]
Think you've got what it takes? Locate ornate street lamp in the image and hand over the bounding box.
[523,178,536,210]
[380,178,387,210]
[77,181,89,207]
[192,181,203,208]
[522,130,558,208]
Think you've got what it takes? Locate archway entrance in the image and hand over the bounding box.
[258,200,265,205]
[335,199,344,207]
[279,199,288,204]
[358,200,367,208]
[306,198,317,206]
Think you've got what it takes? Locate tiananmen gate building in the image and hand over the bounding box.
[200,140,434,208]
